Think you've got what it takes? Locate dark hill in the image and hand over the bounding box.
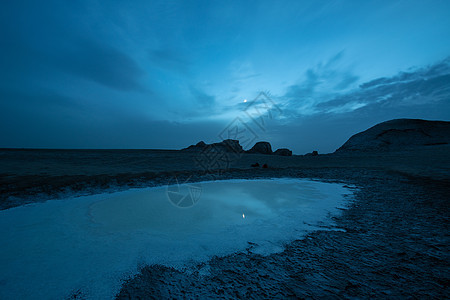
[336,119,450,152]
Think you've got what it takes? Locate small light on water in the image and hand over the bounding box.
[243,99,247,103]
[243,213,245,219]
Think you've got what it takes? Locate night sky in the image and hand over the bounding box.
[1,0,450,154]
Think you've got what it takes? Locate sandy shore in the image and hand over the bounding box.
[1,147,449,298]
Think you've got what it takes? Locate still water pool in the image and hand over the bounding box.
[0,178,352,299]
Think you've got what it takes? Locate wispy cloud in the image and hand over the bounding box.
[189,86,215,109]
[149,48,190,73]
[318,58,450,114]
[282,51,360,115]
[281,56,450,117]
[54,38,146,92]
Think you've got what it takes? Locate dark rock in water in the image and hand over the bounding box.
[336,119,450,152]
[305,150,319,156]
[182,139,243,153]
[273,148,292,156]
[246,142,273,154]
[251,163,260,167]
[262,163,268,168]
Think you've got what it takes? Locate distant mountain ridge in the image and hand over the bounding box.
[336,119,450,152]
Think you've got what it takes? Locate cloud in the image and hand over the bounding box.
[283,51,360,115]
[228,61,262,91]
[264,57,450,154]
[163,86,218,121]
[360,58,450,89]
[55,38,146,91]
[189,86,215,109]
[0,86,224,149]
[334,73,360,90]
[0,3,146,93]
[318,58,450,114]
[0,88,84,111]
[149,48,190,73]
[0,94,224,149]
[230,62,261,81]
[281,56,450,118]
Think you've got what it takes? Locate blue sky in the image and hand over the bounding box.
[1,0,450,153]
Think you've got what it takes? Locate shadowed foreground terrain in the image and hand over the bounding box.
[1,119,449,298]
[1,145,449,210]
[1,147,449,298]
[117,169,450,299]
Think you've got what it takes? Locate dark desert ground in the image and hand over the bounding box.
[1,119,449,299]
[1,143,450,210]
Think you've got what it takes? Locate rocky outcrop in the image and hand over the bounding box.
[183,140,293,156]
[182,139,244,153]
[336,119,450,152]
[246,142,273,154]
[182,141,207,151]
[217,139,244,153]
[273,148,292,156]
[246,142,293,156]
[305,150,319,156]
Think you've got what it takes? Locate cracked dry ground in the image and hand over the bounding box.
[116,169,450,299]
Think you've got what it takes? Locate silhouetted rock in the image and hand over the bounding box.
[336,119,450,152]
[262,163,268,168]
[184,140,295,157]
[217,139,244,153]
[182,139,243,153]
[246,142,273,154]
[251,163,260,167]
[182,141,207,151]
[195,141,206,147]
[273,148,292,156]
[305,151,319,156]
